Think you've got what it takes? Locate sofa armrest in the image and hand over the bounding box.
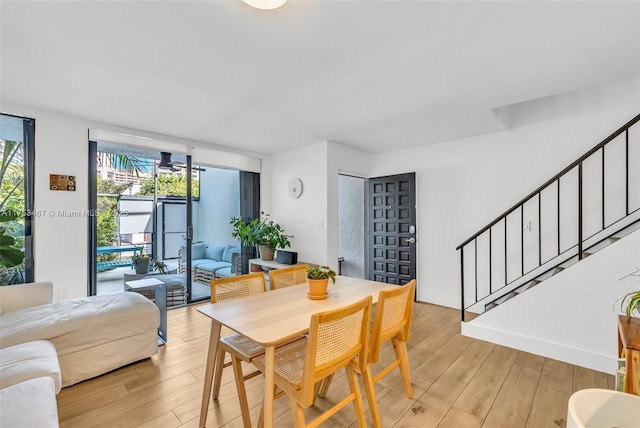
[0,282,53,313]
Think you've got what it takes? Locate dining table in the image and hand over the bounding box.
[197,275,398,428]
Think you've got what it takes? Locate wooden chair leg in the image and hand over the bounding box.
[345,366,367,428]
[289,395,306,428]
[231,356,252,428]
[257,384,278,428]
[362,365,382,428]
[392,338,413,399]
[212,347,226,399]
[317,373,333,398]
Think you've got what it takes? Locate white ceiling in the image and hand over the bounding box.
[1,1,639,155]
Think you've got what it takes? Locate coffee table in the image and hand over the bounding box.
[125,278,167,345]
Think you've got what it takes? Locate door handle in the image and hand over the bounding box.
[406,238,416,243]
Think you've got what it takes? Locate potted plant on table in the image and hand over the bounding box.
[230,212,293,261]
[306,265,336,300]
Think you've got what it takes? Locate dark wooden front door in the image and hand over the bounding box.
[368,173,416,284]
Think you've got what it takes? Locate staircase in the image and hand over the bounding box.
[457,114,640,322]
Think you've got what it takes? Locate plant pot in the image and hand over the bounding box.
[134,259,150,274]
[259,245,274,261]
[307,278,329,300]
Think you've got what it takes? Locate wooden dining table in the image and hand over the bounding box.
[197,275,398,428]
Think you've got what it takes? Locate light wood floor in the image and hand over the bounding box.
[56,302,613,428]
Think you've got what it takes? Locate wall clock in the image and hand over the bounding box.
[288,178,303,199]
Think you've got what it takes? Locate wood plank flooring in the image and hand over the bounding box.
[56,302,613,427]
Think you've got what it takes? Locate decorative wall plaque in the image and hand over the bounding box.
[50,174,76,191]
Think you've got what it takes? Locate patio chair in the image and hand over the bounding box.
[210,272,267,426]
[318,279,416,428]
[268,264,308,289]
[251,296,372,428]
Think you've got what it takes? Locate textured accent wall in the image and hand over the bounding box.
[338,175,365,278]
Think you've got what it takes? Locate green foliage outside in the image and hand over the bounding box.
[0,140,26,284]
[97,176,132,262]
[137,174,199,198]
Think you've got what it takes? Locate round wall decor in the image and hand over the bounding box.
[288,178,303,199]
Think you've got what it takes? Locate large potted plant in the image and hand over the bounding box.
[230,212,292,261]
[306,265,336,300]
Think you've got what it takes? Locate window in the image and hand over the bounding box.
[0,113,35,284]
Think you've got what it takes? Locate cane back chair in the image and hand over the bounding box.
[210,272,267,426]
[252,296,373,428]
[318,279,416,428]
[268,264,308,289]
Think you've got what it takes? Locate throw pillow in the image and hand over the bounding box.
[181,242,206,260]
[222,245,240,263]
[205,245,225,261]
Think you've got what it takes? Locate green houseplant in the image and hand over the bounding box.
[230,212,292,261]
[131,254,169,275]
[306,265,336,299]
[620,290,640,318]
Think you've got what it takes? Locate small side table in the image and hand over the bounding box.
[126,278,167,345]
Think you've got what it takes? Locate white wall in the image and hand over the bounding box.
[263,141,373,268]
[2,104,259,300]
[462,229,640,374]
[262,142,329,265]
[262,76,639,307]
[369,75,640,307]
[2,106,91,300]
[197,168,240,246]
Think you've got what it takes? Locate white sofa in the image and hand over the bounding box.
[0,282,160,426]
[0,282,160,386]
[0,340,61,427]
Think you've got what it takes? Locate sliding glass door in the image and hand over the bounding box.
[87,140,258,305]
[0,113,34,285]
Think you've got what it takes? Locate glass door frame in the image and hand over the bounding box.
[0,113,35,283]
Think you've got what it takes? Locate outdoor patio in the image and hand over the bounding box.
[97,259,211,302]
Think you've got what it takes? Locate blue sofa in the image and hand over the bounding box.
[178,243,240,285]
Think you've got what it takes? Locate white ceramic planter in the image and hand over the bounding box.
[567,388,640,428]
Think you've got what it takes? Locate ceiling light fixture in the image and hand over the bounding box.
[242,0,288,10]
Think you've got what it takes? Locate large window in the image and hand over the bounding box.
[0,113,34,284]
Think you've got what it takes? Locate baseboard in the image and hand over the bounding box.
[462,321,616,375]
[417,289,460,309]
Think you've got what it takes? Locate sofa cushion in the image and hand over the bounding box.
[180,242,206,260]
[179,258,211,269]
[197,261,231,273]
[0,376,59,428]
[205,244,225,261]
[0,340,61,393]
[214,267,233,278]
[143,274,187,288]
[0,292,159,352]
[222,245,240,263]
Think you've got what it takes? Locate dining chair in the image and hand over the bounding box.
[268,264,308,289]
[318,279,416,428]
[210,272,267,427]
[251,295,372,428]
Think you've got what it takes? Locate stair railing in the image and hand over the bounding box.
[457,114,640,322]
